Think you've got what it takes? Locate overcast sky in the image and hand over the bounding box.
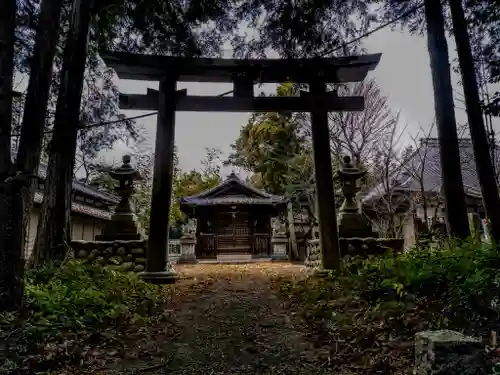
[82,28,499,175]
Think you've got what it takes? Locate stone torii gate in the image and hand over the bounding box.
[100,51,381,283]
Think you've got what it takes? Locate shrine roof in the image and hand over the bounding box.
[179,173,287,208]
[363,138,500,203]
[37,162,119,205]
[34,192,112,220]
[10,152,117,220]
[101,51,381,83]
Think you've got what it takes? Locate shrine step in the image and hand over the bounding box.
[216,253,253,263]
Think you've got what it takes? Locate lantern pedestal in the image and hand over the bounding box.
[337,211,377,238]
[95,187,142,241]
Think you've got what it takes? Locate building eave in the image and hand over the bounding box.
[33,192,112,220]
[180,197,288,207]
[36,167,119,205]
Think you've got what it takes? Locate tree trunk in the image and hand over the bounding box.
[0,0,15,176]
[448,0,500,246]
[33,0,93,265]
[0,183,24,312]
[423,0,470,239]
[16,0,64,263]
[0,0,24,312]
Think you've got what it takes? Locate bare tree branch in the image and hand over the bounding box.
[364,115,414,238]
[329,78,396,166]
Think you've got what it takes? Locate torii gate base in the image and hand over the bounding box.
[102,52,381,283]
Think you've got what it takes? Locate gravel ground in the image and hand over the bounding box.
[105,262,332,375]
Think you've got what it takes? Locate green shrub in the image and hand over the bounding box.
[24,260,166,329]
[1,260,169,372]
[278,239,500,336]
[339,240,498,294]
[273,240,500,373]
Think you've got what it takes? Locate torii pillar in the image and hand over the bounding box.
[140,75,183,284]
[302,80,342,271]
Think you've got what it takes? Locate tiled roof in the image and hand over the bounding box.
[180,172,287,207]
[363,138,500,203]
[11,152,116,220]
[33,191,112,220]
[37,163,119,205]
[11,150,119,204]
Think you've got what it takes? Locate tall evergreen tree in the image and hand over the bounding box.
[0,0,22,312]
[16,0,65,266]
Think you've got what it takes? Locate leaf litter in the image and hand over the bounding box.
[71,262,333,375]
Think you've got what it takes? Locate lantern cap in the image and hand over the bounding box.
[109,154,142,181]
[337,155,366,179]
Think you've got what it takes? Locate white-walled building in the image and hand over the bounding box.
[363,138,499,248]
[26,162,118,256]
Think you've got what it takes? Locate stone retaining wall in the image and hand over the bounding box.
[304,237,405,269]
[71,240,148,272]
[340,237,404,256]
[304,239,321,268]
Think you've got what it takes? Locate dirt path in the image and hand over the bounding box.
[143,262,327,375]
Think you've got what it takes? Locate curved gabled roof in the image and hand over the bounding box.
[179,172,287,207]
[10,151,118,219]
[33,191,112,220]
[363,138,500,203]
[37,162,119,205]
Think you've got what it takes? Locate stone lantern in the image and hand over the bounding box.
[95,155,143,241]
[336,155,377,238]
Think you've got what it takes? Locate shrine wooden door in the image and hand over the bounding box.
[215,212,251,253]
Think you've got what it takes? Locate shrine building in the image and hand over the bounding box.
[179,173,288,260]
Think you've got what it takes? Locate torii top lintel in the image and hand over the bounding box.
[100,51,382,84]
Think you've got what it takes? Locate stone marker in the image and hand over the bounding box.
[415,330,486,375]
[468,213,482,242]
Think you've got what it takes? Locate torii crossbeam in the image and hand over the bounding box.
[101,51,381,282]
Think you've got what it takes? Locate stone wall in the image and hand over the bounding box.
[340,237,404,256]
[304,239,321,268]
[304,237,404,269]
[71,240,148,272]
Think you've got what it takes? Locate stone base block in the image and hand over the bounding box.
[271,236,288,260]
[338,211,378,238]
[271,253,288,261]
[415,330,486,375]
[217,253,253,263]
[140,270,178,284]
[177,254,198,264]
